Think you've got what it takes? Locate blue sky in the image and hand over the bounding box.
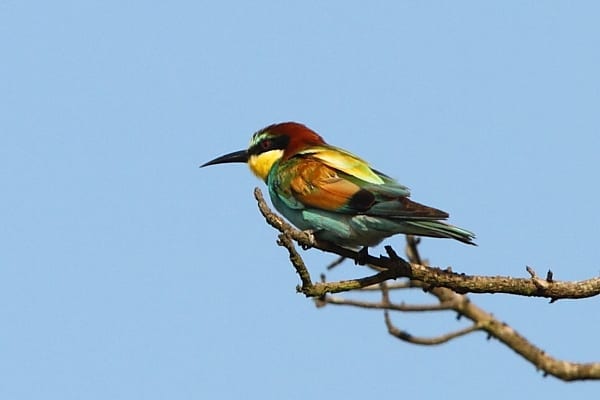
[1,1,599,399]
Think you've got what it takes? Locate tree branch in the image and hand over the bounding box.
[253,187,600,381]
[401,236,600,381]
[384,310,482,345]
[254,188,600,300]
[321,295,455,312]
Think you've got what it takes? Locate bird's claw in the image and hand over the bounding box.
[355,246,369,265]
[301,229,317,249]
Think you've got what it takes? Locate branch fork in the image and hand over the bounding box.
[253,187,600,381]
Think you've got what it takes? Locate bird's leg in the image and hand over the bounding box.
[355,246,370,266]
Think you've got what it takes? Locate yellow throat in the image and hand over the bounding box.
[248,149,284,181]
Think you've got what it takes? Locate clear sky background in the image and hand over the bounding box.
[1,1,599,399]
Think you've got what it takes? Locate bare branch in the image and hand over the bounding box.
[321,295,456,312]
[276,233,313,291]
[254,188,600,300]
[360,281,414,291]
[384,310,482,345]
[253,187,600,381]
[403,236,600,381]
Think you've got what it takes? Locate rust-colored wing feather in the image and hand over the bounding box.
[279,156,447,219]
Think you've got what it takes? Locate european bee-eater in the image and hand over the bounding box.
[201,122,475,247]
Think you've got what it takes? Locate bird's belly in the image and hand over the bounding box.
[268,191,395,247]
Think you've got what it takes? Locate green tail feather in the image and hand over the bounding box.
[403,220,476,245]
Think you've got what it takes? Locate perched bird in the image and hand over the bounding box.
[201,122,475,247]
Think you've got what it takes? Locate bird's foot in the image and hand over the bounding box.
[355,246,369,266]
[300,229,317,250]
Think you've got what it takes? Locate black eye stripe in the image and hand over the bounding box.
[248,135,289,155]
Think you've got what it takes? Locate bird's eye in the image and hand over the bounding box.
[260,139,272,150]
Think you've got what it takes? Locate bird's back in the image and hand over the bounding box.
[266,145,474,246]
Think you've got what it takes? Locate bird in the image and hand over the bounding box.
[201,122,475,248]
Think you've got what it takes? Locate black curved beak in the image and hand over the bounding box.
[200,150,248,168]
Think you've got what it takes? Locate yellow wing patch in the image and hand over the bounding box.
[302,146,385,185]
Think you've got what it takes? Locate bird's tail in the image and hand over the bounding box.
[402,220,476,245]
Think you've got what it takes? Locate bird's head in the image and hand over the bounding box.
[201,122,326,181]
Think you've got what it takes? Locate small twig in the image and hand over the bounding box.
[527,266,551,290]
[384,310,482,345]
[405,235,422,264]
[321,295,456,312]
[326,256,347,270]
[300,269,403,297]
[276,233,313,292]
